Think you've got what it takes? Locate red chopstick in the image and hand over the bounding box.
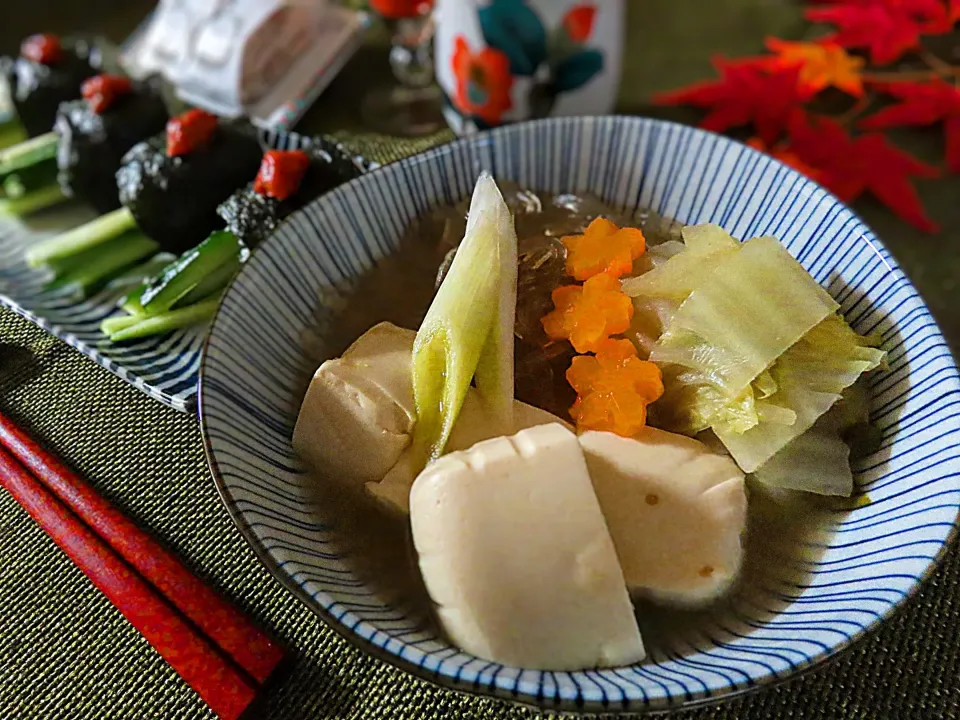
[0,445,258,720]
[0,411,285,684]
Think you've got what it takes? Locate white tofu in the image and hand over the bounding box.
[367,392,570,514]
[410,424,645,670]
[579,429,747,607]
[292,323,416,486]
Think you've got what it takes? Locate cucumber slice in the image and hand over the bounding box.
[45,231,160,297]
[105,253,178,292]
[0,119,27,151]
[1,157,59,199]
[140,230,244,315]
[0,184,65,217]
[0,131,57,175]
[172,257,239,309]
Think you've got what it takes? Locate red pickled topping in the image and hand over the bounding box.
[370,0,432,19]
[81,75,133,114]
[253,150,311,201]
[20,34,63,65]
[166,109,219,157]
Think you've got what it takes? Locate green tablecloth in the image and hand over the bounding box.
[3,2,960,718]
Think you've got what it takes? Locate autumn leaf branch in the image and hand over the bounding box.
[654,0,960,233]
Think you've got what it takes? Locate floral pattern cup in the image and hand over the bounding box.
[435,0,624,133]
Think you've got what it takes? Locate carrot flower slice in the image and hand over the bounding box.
[567,338,664,437]
[562,217,646,281]
[541,273,634,353]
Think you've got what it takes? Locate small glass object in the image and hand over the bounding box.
[362,0,445,137]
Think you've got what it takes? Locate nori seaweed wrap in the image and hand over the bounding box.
[217,144,364,249]
[1,36,101,137]
[116,120,264,254]
[54,77,169,214]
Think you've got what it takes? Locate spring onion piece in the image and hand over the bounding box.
[104,297,220,342]
[411,173,510,470]
[650,235,839,397]
[26,206,137,268]
[100,313,143,336]
[119,291,145,317]
[473,176,518,430]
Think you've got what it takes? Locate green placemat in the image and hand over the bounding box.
[331,129,455,166]
[0,134,959,720]
[2,1,960,716]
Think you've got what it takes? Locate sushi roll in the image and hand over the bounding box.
[116,110,264,254]
[1,34,101,138]
[55,74,170,214]
[218,146,363,248]
[101,145,365,342]
[0,73,168,217]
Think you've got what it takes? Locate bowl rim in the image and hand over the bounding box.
[197,114,960,714]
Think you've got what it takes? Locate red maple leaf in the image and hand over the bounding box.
[805,0,944,65]
[921,0,960,31]
[788,112,940,232]
[653,58,805,144]
[859,79,960,171]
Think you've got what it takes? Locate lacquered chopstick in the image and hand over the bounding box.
[0,411,285,684]
[0,445,258,720]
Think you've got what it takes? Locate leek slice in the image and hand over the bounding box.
[411,173,515,469]
[650,235,839,396]
[474,176,518,429]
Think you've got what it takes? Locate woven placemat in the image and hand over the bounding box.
[1,134,959,720]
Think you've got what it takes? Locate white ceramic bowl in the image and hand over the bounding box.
[198,116,960,713]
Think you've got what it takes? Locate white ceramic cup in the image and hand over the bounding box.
[434,0,624,134]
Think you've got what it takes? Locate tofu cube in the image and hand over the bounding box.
[579,428,747,606]
[410,424,645,670]
[293,322,416,486]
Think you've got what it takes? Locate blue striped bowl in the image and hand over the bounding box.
[199,116,960,712]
